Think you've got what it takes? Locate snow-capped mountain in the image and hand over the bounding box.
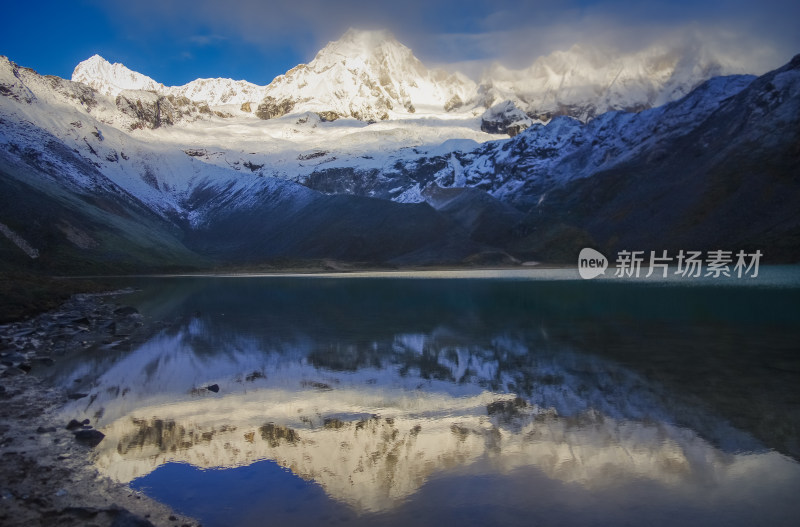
[293,55,800,260]
[478,39,743,123]
[70,29,740,128]
[71,30,476,120]
[285,72,758,206]
[257,29,476,121]
[170,77,266,108]
[1,28,798,271]
[413,74,759,205]
[72,54,268,108]
[72,54,165,97]
[0,52,486,270]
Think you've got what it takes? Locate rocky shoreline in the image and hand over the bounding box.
[0,292,199,527]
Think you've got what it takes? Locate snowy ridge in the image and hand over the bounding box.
[0,49,762,224]
[260,28,477,120]
[72,54,165,97]
[479,38,745,122]
[4,40,798,267]
[167,77,266,108]
[72,54,267,108]
[69,29,743,126]
[257,71,758,208]
[464,74,758,202]
[2,52,495,224]
[1,44,779,219]
[70,29,477,119]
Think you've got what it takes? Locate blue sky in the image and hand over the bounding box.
[1,0,798,86]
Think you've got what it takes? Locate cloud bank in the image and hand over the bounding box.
[88,0,800,80]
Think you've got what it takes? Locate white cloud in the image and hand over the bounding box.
[91,0,799,75]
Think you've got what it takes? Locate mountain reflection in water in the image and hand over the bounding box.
[44,271,800,526]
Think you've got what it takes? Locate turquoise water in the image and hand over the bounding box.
[46,267,800,526]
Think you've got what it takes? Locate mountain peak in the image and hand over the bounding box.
[259,28,475,121]
[72,54,163,98]
[313,28,410,65]
[339,28,398,47]
[81,54,110,67]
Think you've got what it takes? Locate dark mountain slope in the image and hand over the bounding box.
[511,55,800,261]
[186,186,487,265]
[0,141,207,274]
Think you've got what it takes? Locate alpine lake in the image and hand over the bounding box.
[33,267,800,526]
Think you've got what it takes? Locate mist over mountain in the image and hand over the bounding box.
[71,29,748,129]
[1,29,798,272]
